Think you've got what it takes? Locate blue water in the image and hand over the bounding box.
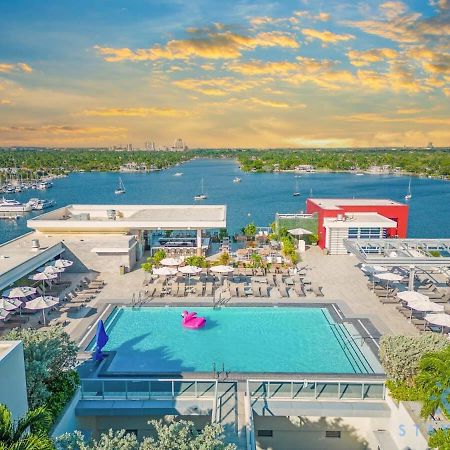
[1,158,449,243]
[94,307,375,374]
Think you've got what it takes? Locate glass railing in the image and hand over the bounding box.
[80,378,217,401]
[248,379,385,403]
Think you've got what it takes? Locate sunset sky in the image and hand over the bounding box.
[0,0,449,148]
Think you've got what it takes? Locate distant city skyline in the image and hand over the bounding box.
[0,0,449,148]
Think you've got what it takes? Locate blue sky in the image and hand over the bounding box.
[0,0,449,147]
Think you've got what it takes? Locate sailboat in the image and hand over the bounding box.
[115,177,126,195]
[293,180,300,197]
[404,178,412,200]
[194,178,207,200]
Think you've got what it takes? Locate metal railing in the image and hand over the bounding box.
[248,379,385,404]
[80,378,217,401]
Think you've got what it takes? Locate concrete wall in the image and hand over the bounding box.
[0,341,28,420]
[77,414,211,441]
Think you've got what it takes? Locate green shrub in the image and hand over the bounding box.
[428,428,450,449]
[379,334,449,384]
[185,255,208,267]
[385,380,422,401]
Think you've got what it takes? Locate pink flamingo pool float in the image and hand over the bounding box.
[182,311,206,329]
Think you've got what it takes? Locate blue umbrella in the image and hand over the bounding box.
[93,320,109,362]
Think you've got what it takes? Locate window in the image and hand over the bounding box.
[257,430,273,437]
[325,431,341,438]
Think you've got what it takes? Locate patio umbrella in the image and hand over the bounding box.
[0,298,22,311]
[24,295,59,325]
[160,257,182,266]
[397,291,429,303]
[210,265,234,274]
[288,228,313,237]
[424,313,450,332]
[0,309,11,321]
[179,265,202,285]
[153,267,178,276]
[375,272,403,292]
[54,259,73,268]
[361,264,388,274]
[29,272,57,297]
[407,300,444,321]
[3,286,36,299]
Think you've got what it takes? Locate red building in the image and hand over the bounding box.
[306,199,409,254]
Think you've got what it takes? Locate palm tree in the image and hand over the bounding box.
[416,347,450,419]
[0,404,54,450]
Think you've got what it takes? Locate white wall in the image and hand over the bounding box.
[0,341,28,420]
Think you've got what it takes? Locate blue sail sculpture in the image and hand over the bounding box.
[93,319,109,362]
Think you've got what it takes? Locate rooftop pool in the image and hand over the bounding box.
[90,306,382,375]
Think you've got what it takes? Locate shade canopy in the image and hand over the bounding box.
[0,298,22,311]
[25,296,59,310]
[38,265,65,274]
[424,313,450,328]
[54,259,73,268]
[288,227,313,236]
[179,265,202,275]
[0,309,11,321]
[160,257,182,266]
[210,265,234,274]
[361,264,388,274]
[397,291,429,303]
[3,286,36,299]
[29,272,58,281]
[408,300,444,312]
[375,272,404,282]
[153,267,178,276]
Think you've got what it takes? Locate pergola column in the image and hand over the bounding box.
[196,229,202,256]
[408,265,415,291]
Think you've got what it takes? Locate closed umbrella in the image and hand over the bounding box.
[54,259,73,268]
[160,257,182,266]
[424,313,450,332]
[25,296,59,325]
[179,265,202,286]
[397,291,429,303]
[153,267,178,276]
[29,272,57,297]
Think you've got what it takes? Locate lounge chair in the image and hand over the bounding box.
[146,285,156,298]
[171,283,179,296]
[278,284,289,298]
[260,284,269,297]
[205,282,214,296]
[251,282,261,297]
[266,274,276,287]
[177,283,185,297]
[238,283,246,297]
[153,283,163,297]
[195,282,204,297]
[311,283,324,297]
[275,274,284,286]
[293,283,305,297]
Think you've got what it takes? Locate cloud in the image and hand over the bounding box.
[408,47,450,74]
[227,60,299,75]
[335,112,450,125]
[248,97,291,108]
[81,107,189,117]
[288,135,356,147]
[380,1,408,19]
[294,11,331,21]
[95,30,299,62]
[0,99,12,105]
[0,63,33,73]
[301,28,354,44]
[0,125,127,136]
[347,48,398,66]
[396,108,424,114]
[173,77,269,96]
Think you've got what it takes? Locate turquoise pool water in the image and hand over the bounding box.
[93,307,378,374]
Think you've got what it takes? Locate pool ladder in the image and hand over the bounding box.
[131,291,145,308]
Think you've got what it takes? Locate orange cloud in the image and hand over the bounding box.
[347,48,398,66]
[173,77,269,96]
[380,1,408,19]
[301,28,354,44]
[248,97,291,108]
[95,30,299,62]
[0,63,32,73]
[227,60,299,75]
[81,107,189,117]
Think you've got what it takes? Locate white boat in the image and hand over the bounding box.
[233,177,241,183]
[0,198,32,212]
[405,178,412,200]
[194,178,207,200]
[293,180,300,197]
[37,181,53,190]
[28,198,56,210]
[174,172,183,177]
[115,177,126,195]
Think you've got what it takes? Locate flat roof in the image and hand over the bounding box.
[324,213,397,228]
[28,204,227,232]
[0,341,21,362]
[309,198,405,210]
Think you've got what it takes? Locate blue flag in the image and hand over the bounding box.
[94,320,109,361]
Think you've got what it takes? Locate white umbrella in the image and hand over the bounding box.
[424,313,450,330]
[153,267,178,276]
[54,259,73,268]
[375,272,404,292]
[3,286,36,299]
[29,272,57,297]
[397,291,429,303]
[408,300,444,313]
[362,264,388,274]
[0,298,22,311]
[179,265,202,285]
[210,265,234,274]
[288,228,312,237]
[0,309,11,321]
[24,296,59,325]
[160,257,182,266]
[38,265,65,274]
